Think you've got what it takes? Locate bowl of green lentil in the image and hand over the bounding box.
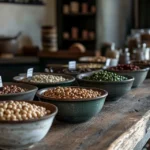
[36,86,108,123]
[77,70,134,101]
[13,73,75,89]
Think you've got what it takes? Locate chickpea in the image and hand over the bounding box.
[0,101,51,121]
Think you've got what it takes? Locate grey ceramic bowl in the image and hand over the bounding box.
[0,100,58,150]
[13,73,75,89]
[0,82,38,101]
[77,72,134,101]
[36,86,108,123]
[107,68,149,88]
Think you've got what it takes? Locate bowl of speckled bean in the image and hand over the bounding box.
[77,70,134,101]
[36,86,108,123]
[13,73,75,89]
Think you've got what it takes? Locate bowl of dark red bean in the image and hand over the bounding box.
[131,60,150,79]
[0,82,38,100]
[77,70,134,101]
[36,86,108,123]
[107,64,149,88]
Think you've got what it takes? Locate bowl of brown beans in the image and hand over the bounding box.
[0,100,57,150]
[36,86,108,123]
[0,82,38,100]
[107,64,149,88]
[13,73,75,89]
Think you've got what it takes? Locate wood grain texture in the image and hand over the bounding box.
[31,80,150,150]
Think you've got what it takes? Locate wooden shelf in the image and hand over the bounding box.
[0,1,45,6]
[38,51,95,59]
[63,13,96,16]
[63,39,95,42]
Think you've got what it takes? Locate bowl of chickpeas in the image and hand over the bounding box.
[0,100,58,150]
[13,73,75,89]
[0,82,38,100]
[36,86,108,123]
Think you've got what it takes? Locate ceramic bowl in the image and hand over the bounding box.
[0,101,58,150]
[36,87,108,123]
[131,60,150,79]
[0,82,38,101]
[106,68,149,88]
[13,73,75,89]
[77,71,134,101]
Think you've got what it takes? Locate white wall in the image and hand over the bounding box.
[0,0,56,49]
[96,0,132,48]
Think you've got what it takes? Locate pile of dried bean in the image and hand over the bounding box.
[108,64,140,71]
[43,87,101,100]
[23,74,67,83]
[0,85,26,95]
[0,101,51,121]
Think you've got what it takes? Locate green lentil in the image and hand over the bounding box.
[83,71,128,82]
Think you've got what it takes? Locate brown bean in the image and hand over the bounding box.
[43,87,101,100]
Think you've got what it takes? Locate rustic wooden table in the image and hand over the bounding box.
[31,80,150,150]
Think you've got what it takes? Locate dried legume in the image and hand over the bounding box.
[0,101,51,121]
[23,74,67,83]
[43,87,101,100]
[0,85,26,95]
[108,64,140,71]
[83,71,128,82]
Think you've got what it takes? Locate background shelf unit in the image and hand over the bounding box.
[57,0,97,51]
[0,0,45,5]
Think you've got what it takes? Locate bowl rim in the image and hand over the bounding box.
[0,100,58,124]
[0,82,38,97]
[36,86,108,102]
[13,73,76,85]
[76,71,135,83]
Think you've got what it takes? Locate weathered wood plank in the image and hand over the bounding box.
[31,80,150,150]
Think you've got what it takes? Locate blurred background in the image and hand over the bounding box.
[0,0,150,82]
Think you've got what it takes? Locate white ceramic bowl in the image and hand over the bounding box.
[0,101,58,150]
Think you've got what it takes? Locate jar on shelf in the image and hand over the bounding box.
[81,3,88,13]
[119,48,130,64]
[71,27,79,39]
[91,5,96,13]
[82,30,88,40]
[41,26,57,52]
[89,31,95,40]
[63,32,70,39]
[105,43,120,59]
[63,4,70,14]
[70,1,79,14]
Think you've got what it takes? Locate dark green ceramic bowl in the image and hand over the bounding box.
[36,87,108,123]
[77,71,134,101]
[0,82,38,101]
[106,68,149,88]
[13,73,75,89]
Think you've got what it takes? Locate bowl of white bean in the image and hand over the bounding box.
[13,73,76,89]
[0,100,58,150]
